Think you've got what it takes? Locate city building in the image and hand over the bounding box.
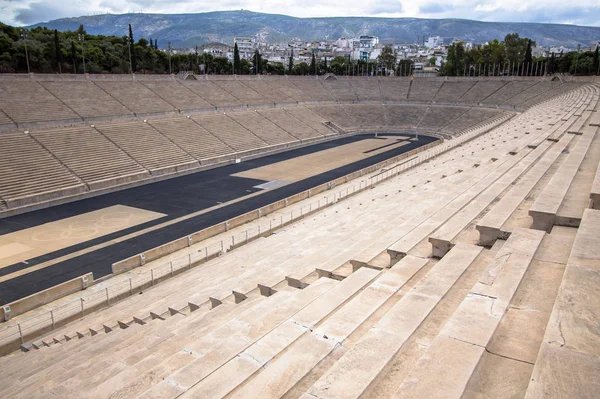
[233,37,255,59]
[425,36,444,48]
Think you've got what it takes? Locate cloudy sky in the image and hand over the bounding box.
[1,0,599,27]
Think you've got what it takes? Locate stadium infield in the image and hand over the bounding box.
[0,133,437,304]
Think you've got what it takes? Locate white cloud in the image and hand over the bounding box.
[1,0,599,27]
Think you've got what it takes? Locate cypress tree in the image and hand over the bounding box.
[128,24,136,72]
[70,40,77,73]
[593,45,599,75]
[258,51,262,74]
[233,42,240,74]
[54,29,62,73]
[524,39,532,75]
[548,52,555,74]
[289,49,294,73]
[253,50,261,74]
[149,38,153,50]
[310,53,316,75]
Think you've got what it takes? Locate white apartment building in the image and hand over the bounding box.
[233,37,255,58]
[425,36,443,48]
[351,36,380,61]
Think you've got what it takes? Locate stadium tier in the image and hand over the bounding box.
[349,78,383,101]
[0,77,598,399]
[433,80,477,102]
[93,81,177,115]
[321,79,360,101]
[407,78,444,102]
[6,74,580,215]
[257,108,324,140]
[180,80,242,107]
[139,80,214,112]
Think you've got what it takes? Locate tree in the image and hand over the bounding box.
[442,42,465,76]
[483,39,505,74]
[396,59,413,76]
[524,39,533,75]
[128,24,136,72]
[0,22,179,74]
[292,62,310,75]
[239,58,250,74]
[594,45,599,75]
[288,48,294,73]
[54,29,62,73]
[429,57,436,66]
[252,50,262,74]
[316,56,329,75]
[233,42,240,74]
[70,39,77,73]
[558,51,576,73]
[377,45,396,73]
[548,52,556,74]
[329,56,349,75]
[310,53,316,75]
[504,33,534,65]
[265,62,284,75]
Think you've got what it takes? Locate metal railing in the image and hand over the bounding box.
[0,116,507,353]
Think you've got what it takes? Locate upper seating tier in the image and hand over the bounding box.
[93,81,176,115]
[0,77,586,215]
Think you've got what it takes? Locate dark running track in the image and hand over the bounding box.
[0,133,437,304]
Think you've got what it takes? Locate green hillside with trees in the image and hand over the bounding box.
[0,23,597,76]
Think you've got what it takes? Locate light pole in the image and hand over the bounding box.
[167,41,172,75]
[20,29,30,74]
[127,37,133,74]
[78,33,86,74]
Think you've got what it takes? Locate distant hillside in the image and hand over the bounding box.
[28,10,600,48]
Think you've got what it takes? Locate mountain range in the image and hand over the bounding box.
[28,10,600,49]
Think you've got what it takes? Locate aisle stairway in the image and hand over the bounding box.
[0,82,598,398]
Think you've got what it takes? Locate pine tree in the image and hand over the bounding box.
[128,24,136,72]
[233,42,240,74]
[54,29,62,73]
[310,53,316,75]
[289,49,294,73]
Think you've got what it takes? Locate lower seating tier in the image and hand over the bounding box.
[0,85,598,399]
